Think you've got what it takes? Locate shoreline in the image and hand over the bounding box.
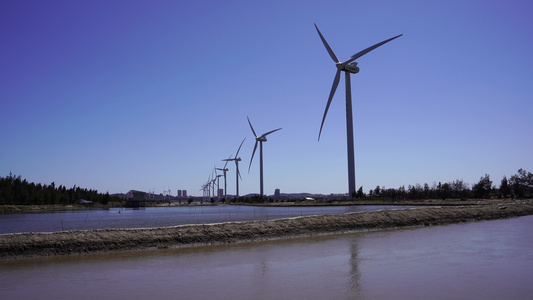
[0,198,511,214]
[2,200,532,259]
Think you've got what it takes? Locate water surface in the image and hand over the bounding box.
[2,215,532,299]
[0,205,408,234]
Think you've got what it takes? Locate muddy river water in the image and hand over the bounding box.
[2,214,532,299]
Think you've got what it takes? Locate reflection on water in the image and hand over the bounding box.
[2,215,533,299]
[348,240,361,294]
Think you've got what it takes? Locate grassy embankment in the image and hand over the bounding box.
[1,199,532,259]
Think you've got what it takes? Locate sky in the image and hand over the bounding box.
[1,0,532,197]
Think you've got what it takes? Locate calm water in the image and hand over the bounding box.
[0,205,408,234]
[1,215,532,299]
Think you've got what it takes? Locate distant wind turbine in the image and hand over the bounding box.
[216,162,229,200]
[247,117,281,197]
[314,23,402,197]
[215,174,223,200]
[200,184,206,202]
[210,169,217,199]
[222,138,246,199]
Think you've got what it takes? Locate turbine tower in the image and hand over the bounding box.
[210,169,217,199]
[222,138,246,199]
[314,24,402,197]
[247,117,281,197]
[216,163,229,200]
[216,174,223,200]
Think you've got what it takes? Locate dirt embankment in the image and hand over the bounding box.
[2,200,532,259]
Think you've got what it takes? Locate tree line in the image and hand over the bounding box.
[356,168,533,200]
[0,173,121,206]
[1,169,532,206]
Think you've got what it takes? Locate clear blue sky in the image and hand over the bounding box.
[1,0,532,196]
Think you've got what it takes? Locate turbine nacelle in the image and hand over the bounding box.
[341,62,359,74]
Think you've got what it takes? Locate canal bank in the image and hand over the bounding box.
[2,200,532,259]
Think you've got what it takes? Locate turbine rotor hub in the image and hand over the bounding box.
[343,62,360,74]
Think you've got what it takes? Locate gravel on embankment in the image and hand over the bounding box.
[2,200,532,259]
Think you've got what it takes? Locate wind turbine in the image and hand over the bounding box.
[223,138,246,199]
[204,173,213,201]
[215,174,223,200]
[210,170,217,199]
[216,162,229,200]
[247,117,281,197]
[200,185,206,202]
[314,24,402,197]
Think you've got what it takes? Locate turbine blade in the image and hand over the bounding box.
[314,24,340,63]
[318,69,341,141]
[342,34,402,67]
[237,167,242,181]
[223,154,231,168]
[235,138,246,158]
[261,128,282,138]
[247,116,257,138]
[248,140,258,173]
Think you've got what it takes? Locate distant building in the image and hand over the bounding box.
[217,189,223,198]
[274,188,280,199]
[183,190,187,197]
[178,190,182,198]
[125,190,147,200]
[125,190,147,208]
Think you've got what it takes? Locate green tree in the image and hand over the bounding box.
[499,176,510,198]
[440,182,451,200]
[101,192,110,205]
[473,174,492,199]
[424,183,430,199]
[451,179,470,199]
[356,186,364,198]
[374,186,381,197]
[509,169,533,198]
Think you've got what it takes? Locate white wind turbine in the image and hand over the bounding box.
[204,173,213,201]
[314,24,402,197]
[215,174,223,200]
[201,179,211,202]
[222,138,245,199]
[213,166,224,200]
[199,184,206,202]
[210,170,217,199]
[247,116,281,197]
[216,162,229,200]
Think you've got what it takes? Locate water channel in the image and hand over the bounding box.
[1,214,532,299]
[0,205,408,234]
